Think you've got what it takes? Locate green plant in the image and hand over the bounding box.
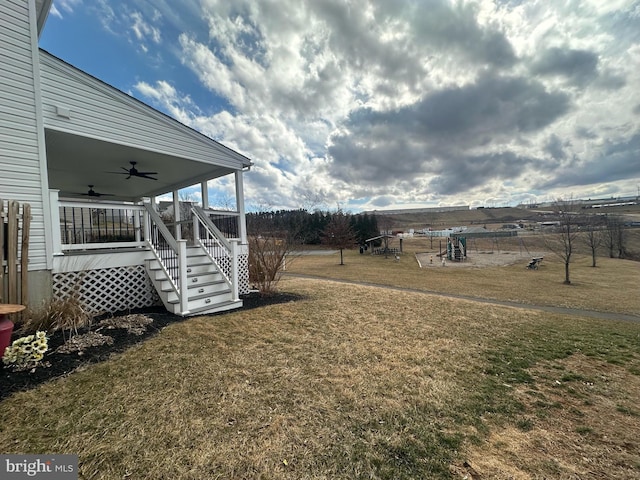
[2,331,48,369]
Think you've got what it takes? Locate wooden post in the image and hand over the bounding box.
[21,203,31,308]
[0,199,4,303]
[8,201,19,305]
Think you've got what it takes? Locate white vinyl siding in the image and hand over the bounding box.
[39,52,250,170]
[0,0,48,270]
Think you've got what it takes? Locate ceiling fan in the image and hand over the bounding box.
[81,185,114,198]
[112,161,158,180]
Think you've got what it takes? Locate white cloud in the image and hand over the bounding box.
[58,0,640,211]
[130,11,161,45]
[51,0,82,15]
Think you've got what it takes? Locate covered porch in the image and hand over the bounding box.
[41,51,252,317]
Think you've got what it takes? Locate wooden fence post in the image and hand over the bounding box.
[21,203,31,308]
[0,199,4,303]
[0,200,31,309]
[8,201,18,305]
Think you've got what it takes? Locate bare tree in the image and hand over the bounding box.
[246,211,295,296]
[377,214,393,236]
[615,218,628,259]
[322,211,357,265]
[544,198,579,284]
[603,215,627,258]
[247,235,290,296]
[583,214,604,267]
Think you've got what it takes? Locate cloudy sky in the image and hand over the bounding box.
[41,0,640,211]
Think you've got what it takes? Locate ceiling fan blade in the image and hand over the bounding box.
[137,173,158,180]
[108,162,158,180]
[81,185,114,197]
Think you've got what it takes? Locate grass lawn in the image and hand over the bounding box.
[1,250,639,478]
[286,236,640,315]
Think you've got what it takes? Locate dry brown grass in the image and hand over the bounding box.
[1,255,639,478]
[286,236,640,315]
[3,280,498,478]
[465,353,640,479]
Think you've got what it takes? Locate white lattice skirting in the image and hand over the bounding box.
[214,253,250,296]
[238,253,250,295]
[52,256,250,316]
[53,265,160,315]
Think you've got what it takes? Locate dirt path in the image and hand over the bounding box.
[284,273,640,324]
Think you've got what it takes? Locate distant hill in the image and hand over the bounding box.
[379,207,537,229]
[378,204,640,230]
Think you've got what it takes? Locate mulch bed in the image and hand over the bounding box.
[1,292,302,401]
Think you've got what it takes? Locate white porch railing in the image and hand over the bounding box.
[143,202,190,313]
[54,196,244,252]
[52,194,243,315]
[192,205,239,301]
[56,197,146,251]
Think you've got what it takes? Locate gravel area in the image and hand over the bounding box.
[415,250,548,268]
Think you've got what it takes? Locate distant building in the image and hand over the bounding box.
[364,205,469,215]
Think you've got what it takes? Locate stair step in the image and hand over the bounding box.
[188,299,243,316]
[146,243,240,317]
[167,291,234,313]
[163,280,230,303]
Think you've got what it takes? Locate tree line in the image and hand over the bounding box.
[545,199,633,285]
[246,209,379,246]
[246,209,379,293]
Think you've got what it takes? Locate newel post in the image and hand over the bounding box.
[142,198,152,243]
[231,239,239,301]
[178,239,189,314]
[192,209,200,244]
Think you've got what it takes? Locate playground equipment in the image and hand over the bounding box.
[527,257,544,270]
[446,236,466,261]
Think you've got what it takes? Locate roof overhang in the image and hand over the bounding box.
[47,129,240,202]
[39,51,252,203]
[36,0,52,36]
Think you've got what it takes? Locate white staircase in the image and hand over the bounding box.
[143,203,243,317]
[146,245,242,316]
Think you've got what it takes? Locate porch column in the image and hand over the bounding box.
[173,190,181,240]
[133,203,142,243]
[142,198,152,242]
[235,170,247,244]
[201,181,209,209]
[49,190,63,256]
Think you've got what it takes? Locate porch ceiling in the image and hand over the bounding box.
[47,129,237,202]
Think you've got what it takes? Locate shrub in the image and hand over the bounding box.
[20,296,93,339]
[248,235,290,296]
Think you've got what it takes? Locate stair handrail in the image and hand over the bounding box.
[191,205,233,285]
[192,205,240,302]
[143,202,182,293]
[192,205,232,251]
